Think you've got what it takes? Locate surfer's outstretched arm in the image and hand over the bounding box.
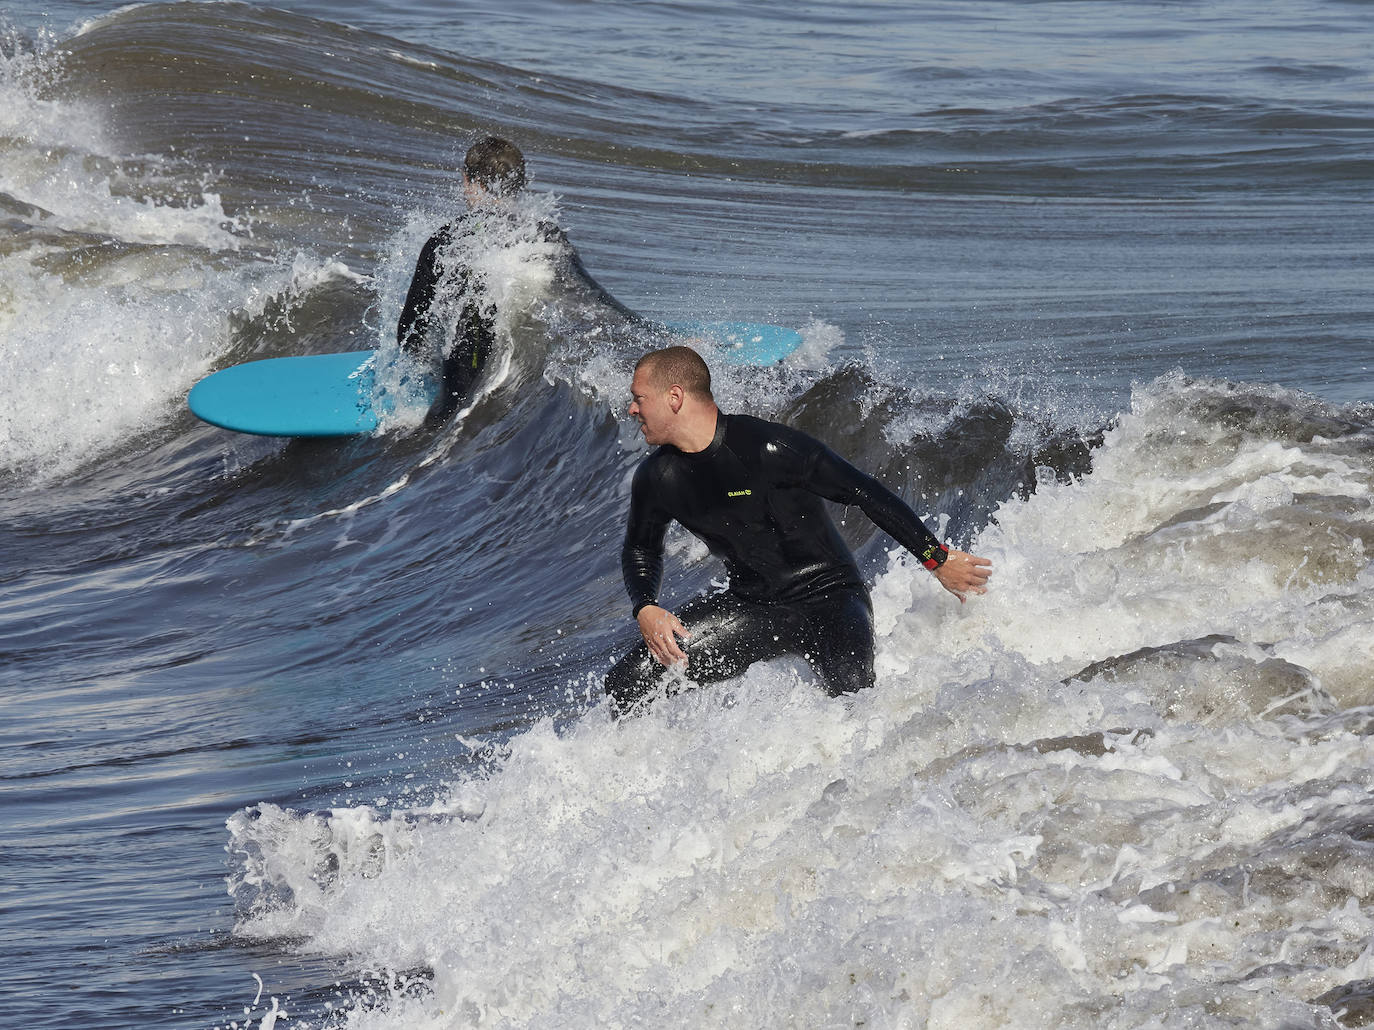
[796,437,994,602]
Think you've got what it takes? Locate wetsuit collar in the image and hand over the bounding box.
[685,411,727,459]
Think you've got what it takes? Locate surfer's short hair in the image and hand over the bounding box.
[636,346,713,400]
[464,136,527,195]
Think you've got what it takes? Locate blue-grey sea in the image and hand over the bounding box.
[2,1,1372,1027]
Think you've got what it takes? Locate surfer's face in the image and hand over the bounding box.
[629,368,674,446]
[462,171,495,209]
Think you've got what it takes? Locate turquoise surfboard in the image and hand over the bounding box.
[189,350,390,437]
[663,321,803,365]
[188,321,804,438]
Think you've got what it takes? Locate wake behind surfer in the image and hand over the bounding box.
[396,135,636,418]
[605,345,993,715]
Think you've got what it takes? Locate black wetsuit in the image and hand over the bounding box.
[397,211,638,418]
[606,412,947,712]
[397,217,489,417]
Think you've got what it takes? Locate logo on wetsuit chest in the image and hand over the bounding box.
[727,489,753,498]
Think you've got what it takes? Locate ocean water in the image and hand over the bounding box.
[1,0,1372,1027]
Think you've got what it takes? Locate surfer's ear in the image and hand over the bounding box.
[667,384,686,414]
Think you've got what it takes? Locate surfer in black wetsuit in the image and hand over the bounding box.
[605,345,993,715]
[394,136,519,418]
[397,135,636,418]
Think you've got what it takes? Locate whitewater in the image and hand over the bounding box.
[1,1,1370,1028]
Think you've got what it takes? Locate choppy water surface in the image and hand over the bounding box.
[1,0,1371,1027]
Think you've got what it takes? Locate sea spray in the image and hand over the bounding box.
[222,374,1372,1028]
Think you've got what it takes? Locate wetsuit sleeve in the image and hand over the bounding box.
[621,461,672,616]
[396,229,449,353]
[803,443,947,565]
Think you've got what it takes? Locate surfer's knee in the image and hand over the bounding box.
[809,591,875,697]
[818,654,875,697]
[603,651,660,718]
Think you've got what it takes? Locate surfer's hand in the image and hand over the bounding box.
[933,549,992,603]
[637,605,690,666]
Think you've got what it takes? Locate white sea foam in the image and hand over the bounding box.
[0,42,369,480]
[0,33,246,250]
[0,241,370,480]
[227,375,1373,1028]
